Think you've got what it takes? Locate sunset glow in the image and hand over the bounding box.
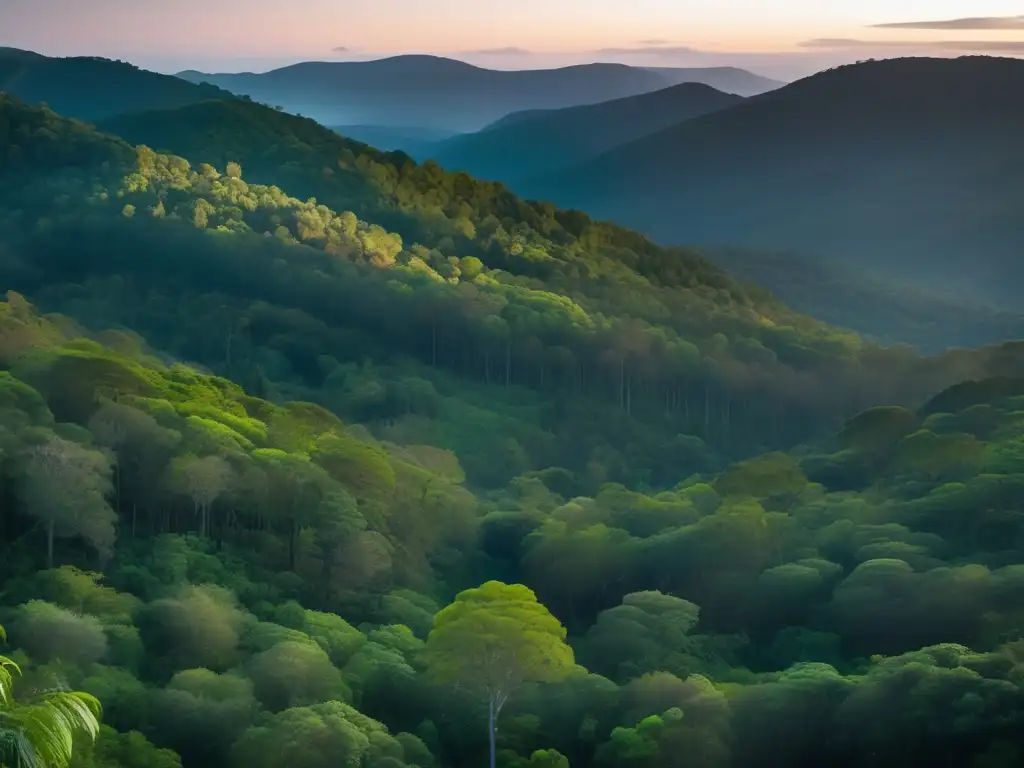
[3,0,1024,78]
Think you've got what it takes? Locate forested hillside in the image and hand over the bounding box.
[9,93,1024,488]
[529,56,1024,308]
[3,88,1024,768]
[0,48,236,121]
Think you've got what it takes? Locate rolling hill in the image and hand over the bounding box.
[427,82,744,185]
[0,47,236,121]
[644,65,783,95]
[528,56,1024,308]
[96,92,1024,353]
[177,55,777,132]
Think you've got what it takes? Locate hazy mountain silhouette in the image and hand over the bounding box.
[177,55,778,132]
[643,66,783,95]
[330,124,460,154]
[427,82,744,184]
[530,56,1024,307]
[0,48,235,121]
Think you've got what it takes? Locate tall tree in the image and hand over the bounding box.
[168,454,234,537]
[20,435,115,568]
[423,581,576,768]
[0,625,102,768]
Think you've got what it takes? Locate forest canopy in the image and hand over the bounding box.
[1,88,1023,768]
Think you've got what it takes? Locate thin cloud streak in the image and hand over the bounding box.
[593,45,700,56]
[802,38,1024,53]
[637,38,673,45]
[466,46,533,55]
[872,15,1024,30]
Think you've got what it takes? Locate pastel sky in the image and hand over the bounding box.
[2,0,1024,79]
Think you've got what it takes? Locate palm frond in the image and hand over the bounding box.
[3,691,102,768]
[0,623,102,768]
[0,725,42,768]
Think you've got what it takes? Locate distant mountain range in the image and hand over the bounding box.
[2,46,1021,348]
[425,82,744,184]
[0,47,234,121]
[177,55,783,132]
[525,56,1024,308]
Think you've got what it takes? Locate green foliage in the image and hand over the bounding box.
[229,700,408,768]
[0,622,102,768]
[1,85,1024,768]
[246,640,350,711]
[72,726,181,768]
[136,585,244,674]
[579,592,704,683]
[425,582,576,697]
[9,600,109,666]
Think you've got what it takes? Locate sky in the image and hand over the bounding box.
[2,0,1024,79]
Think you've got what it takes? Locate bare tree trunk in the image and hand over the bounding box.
[488,695,497,768]
[47,520,54,569]
[289,520,298,571]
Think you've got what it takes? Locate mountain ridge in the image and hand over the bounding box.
[426,81,745,183]
[526,55,1024,307]
[175,55,779,131]
[0,48,237,121]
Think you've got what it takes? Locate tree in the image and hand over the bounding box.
[423,581,576,768]
[70,726,181,768]
[579,591,703,683]
[246,641,350,712]
[147,669,255,767]
[20,434,115,568]
[136,585,244,673]
[167,454,234,537]
[0,624,102,768]
[230,700,394,768]
[9,600,108,667]
[88,401,180,535]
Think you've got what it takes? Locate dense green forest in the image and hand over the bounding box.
[2,88,1024,768]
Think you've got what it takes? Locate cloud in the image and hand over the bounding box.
[594,45,700,56]
[801,38,1024,53]
[466,46,532,55]
[871,15,1024,30]
[637,38,673,45]
[331,46,350,53]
